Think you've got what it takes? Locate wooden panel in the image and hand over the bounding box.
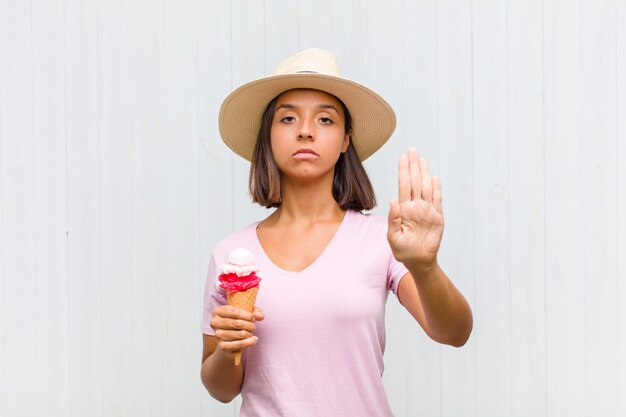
[264,0,299,66]
[436,1,476,416]
[544,1,584,416]
[369,1,443,416]
[31,0,71,415]
[162,0,203,415]
[229,3,266,411]
[197,0,237,415]
[197,0,234,262]
[64,0,103,415]
[507,1,546,416]
[129,1,169,416]
[230,1,270,232]
[472,1,511,416]
[394,8,441,412]
[580,1,619,415]
[330,1,366,84]
[298,0,333,50]
[0,2,37,416]
[98,1,135,416]
[361,0,405,206]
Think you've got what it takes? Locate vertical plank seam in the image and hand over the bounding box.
[29,0,40,415]
[434,1,443,415]
[229,1,235,234]
[263,0,267,72]
[505,0,513,415]
[404,5,411,413]
[62,0,72,413]
[329,0,334,50]
[578,0,585,412]
[399,2,409,413]
[96,0,104,414]
[127,0,136,414]
[192,0,201,410]
[541,0,548,417]
[195,4,203,413]
[614,0,621,414]
[161,0,170,414]
[297,0,301,50]
[0,4,6,417]
[469,0,477,415]
[159,1,167,414]
[296,0,300,50]
[229,6,237,413]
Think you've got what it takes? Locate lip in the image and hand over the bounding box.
[292,148,319,160]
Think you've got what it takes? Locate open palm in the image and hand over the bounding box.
[387,148,444,266]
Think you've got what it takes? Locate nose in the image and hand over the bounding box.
[297,118,314,141]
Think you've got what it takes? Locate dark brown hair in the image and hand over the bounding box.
[249,91,376,211]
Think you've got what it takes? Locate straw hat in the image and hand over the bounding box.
[218,48,396,161]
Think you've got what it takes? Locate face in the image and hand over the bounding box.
[270,89,350,181]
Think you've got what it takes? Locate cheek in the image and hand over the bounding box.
[268,129,289,170]
[270,123,290,143]
[269,127,283,155]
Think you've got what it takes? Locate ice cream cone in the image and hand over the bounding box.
[227,286,259,365]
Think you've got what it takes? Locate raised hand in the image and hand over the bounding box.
[387,148,444,267]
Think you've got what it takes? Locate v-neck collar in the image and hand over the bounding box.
[252,209,352,277]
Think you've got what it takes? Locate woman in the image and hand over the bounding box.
[201,48,472,416]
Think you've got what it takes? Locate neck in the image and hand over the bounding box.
[272,172,344,224]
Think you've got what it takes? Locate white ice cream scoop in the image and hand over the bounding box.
[220,248,259,276]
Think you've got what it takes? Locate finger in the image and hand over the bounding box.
[253,307,265,321]
[210,314,256,333]
[387,200,402,236]
[214,328,255,342]
[408,148,421,201]
[433,176,443,213]
[214,305,255,322]
[420,157,433,203]
[219,335,259,353]
[398,154,411,204]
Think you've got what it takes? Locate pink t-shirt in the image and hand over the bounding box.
[202,209,409,417]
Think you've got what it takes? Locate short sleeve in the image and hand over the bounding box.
[202,253,228,335]
[387,252,409,296]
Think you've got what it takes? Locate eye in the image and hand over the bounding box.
[319,117,333,124]
[280,116,296,123]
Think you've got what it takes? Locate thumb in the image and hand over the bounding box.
[387,200,402,235]
[253,306,265,321]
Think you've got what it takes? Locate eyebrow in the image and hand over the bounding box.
[276,103,340,114]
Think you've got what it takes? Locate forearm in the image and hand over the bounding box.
[405,260,473,347]
[201,347,245,403]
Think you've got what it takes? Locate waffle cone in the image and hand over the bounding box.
[227,286,259,365]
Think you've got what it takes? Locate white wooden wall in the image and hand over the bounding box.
[0,1,624,416]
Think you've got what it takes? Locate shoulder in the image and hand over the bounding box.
[341,209,390,250]
[340,210,403,278]
[345,209,388,233]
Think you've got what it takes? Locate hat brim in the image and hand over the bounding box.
[218,73,396,162]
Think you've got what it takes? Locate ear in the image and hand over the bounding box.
[341,129,352,153]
